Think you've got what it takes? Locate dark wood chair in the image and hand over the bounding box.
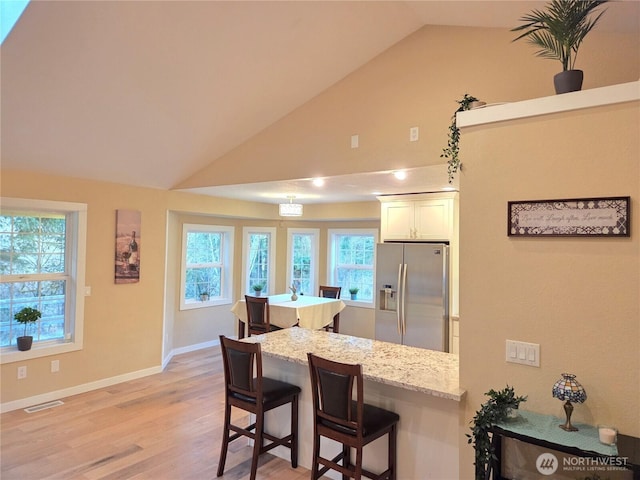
[245,295,280,336]
[319,285,342,333]
[307,352,399,480]
[217,335,301,480]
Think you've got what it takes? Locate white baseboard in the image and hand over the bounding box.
[2,339,224,414]
[164,338,220,368]
[1,365,162,414]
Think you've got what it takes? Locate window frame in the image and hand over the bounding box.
[242,227,276,296]
[179,224,234,310]
[327,228,378,308]
[0,197,87,364]
[286,228,319,296]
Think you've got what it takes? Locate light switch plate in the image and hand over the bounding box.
[506,340,540,367]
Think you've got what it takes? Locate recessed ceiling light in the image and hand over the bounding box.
[393,170,407,180]
[312,178,325,187]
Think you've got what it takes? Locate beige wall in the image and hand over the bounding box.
[177,25,639,189]
[1,172,169,403]
[458,102,640,478]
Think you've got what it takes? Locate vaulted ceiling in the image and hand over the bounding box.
[2,1,638,203]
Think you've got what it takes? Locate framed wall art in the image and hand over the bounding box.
[508,196,630,237]
[115,209,141,283]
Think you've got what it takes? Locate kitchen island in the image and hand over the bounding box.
[243,328,465,479]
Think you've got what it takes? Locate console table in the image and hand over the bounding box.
[489,410,639,479]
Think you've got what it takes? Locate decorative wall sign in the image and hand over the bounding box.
[508,197,630,237]
[115,210,141,283]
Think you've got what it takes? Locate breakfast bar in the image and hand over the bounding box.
[243,328,466,479]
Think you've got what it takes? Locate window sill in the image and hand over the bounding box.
[1,340,82,365]
[343,299,374,309]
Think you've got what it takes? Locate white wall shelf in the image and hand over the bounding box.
[457,80,639,128]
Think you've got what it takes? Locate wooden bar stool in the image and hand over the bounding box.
[319,285,342,333]
[217,335,301,480]
[307,352,399,480]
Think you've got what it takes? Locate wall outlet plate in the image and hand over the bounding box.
[506,339,540,367]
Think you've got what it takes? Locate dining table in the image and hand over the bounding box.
[230,293,346,338]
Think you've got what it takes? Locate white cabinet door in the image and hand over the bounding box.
[414,199,452,240]
[380,201,414,240]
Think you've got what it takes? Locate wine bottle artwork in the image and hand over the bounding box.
[115,210,141,284]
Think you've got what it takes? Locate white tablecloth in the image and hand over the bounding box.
[230,293,345,330]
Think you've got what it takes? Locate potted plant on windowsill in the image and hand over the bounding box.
[512,0,609,94]
[14,307,42,351]
[199,289,210,302]
[252,283,264,297]
[349,287,359,300]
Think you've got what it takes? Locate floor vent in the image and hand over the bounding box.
[24,400,64,413]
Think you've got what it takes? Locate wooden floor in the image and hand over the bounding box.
[0,347,312,480]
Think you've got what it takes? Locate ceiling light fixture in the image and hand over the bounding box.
[393,170,407,180]
[279,196,303,217]
[312,178,325,187]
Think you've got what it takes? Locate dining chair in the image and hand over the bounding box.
[245,295,280,336]
[307,352,399,480]
[217,336,301,480]
[318,285,342,333]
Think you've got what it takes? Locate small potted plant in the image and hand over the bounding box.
[349,287,359,300]
[511,0,609,94]
[14,306,42,351]
[199,289,210,302]
[252,283,264,296]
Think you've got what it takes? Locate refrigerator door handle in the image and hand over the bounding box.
[396,263,403,335]
[402,263,408,335]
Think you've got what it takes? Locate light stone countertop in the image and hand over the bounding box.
[242,327,465,402]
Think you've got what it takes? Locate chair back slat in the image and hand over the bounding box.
[308,353,363,436]
[319,285,341,299]
[245,295,271,336]
[220,335,263,400]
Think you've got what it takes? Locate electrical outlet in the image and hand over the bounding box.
[409,126,419,142]
[17,365,27,379]
[506,340,540,367]
[51,360,60,373]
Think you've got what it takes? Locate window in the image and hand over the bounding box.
[286,228,319,296]
[243,227,276,295]
[180,224,234,309]
[327,229,377,306]
[0,198,87,363]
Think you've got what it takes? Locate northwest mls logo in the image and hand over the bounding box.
[536,452,559,475]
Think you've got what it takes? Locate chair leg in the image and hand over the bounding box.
[354,445,363,480]
[311,430,321,480]
[249,412,264,480]
[333,315,340,333]
[290,395,298,468]
[342,444,351,480]
[389,425,397,480]
[216,403,232,477]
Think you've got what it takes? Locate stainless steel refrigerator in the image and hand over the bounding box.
[375,242,449,351]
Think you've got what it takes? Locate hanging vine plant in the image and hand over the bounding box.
[467,385,527,480]
[441,93,481,183]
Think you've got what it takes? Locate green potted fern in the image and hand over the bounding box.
[512,0,609,94]
[14,306,42,351]
[251,283,264,296]
[349,287,359,300]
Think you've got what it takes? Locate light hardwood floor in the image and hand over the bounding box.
[1,347,312,480]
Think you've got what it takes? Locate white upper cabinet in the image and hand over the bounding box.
[379,193,457,241]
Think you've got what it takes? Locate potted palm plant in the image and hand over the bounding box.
[14,306,42,351]
[349,287,359,300]
[512,0,609,94]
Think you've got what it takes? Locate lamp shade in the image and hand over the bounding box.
[552,373,587,404]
